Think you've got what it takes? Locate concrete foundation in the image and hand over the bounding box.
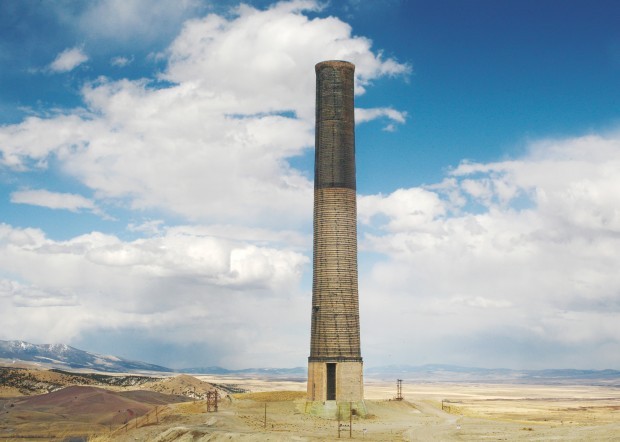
[307,361,364,402]
[304,399,367,419]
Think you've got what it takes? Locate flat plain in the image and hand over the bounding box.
[1,368,620,441]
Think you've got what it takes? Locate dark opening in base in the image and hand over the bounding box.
[326,363,336,400]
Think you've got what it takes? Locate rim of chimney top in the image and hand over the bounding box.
[315,60,355,71]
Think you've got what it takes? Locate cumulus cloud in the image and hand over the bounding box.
[127,219,165,235]
[0,1,408,228]
[0,223,308,366]
[110,55,133,67]
[358,132,620,369]
[1,0,617,371]
[0,0,411,367]
[163,1,409,117]
[356,107,406,131]
[0,279,77,308]
[11,189,97,213]
[359,188,446,232]
[49,47,88,72]
[356,107,406,124]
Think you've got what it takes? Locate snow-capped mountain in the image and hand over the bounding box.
[0,339,172,373]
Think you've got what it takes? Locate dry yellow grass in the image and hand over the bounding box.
[175,400,209,413]
[4,371,620,441]
[442,397,620,426]
[0,386,22,397]
[233,390,306,402]
[143,374,221,399]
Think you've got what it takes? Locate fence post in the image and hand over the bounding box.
[349,402,352,438]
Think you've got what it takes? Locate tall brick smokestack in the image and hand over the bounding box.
[307,60,364,406]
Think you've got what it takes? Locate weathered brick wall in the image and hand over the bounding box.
[308,60,363,403]
[335,361,364,401]
[307,361,326,401]
[310,187,360,359]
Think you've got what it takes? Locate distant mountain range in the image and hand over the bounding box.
[0,340,307,375]
[1,340,619,385]
[179,366,306,376]
[364,364,620,385]
[0,340,171,373]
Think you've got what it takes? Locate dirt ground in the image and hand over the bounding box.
[81,377,620,441]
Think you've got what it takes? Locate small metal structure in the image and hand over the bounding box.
[206,390,219,412]
[395,379,403,401]
[337,402,353,438]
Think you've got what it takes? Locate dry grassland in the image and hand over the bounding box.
[2,373,620,441]
[99,377,620,441]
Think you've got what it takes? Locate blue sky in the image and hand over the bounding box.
[1,0,620,370]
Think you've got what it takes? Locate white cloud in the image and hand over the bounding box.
[1,1,617,370]
[162,1,409,117]
[358,132,620,368]
[0,115,92,169]
[127,219,165,235]
[356,107,406,124]
[0,279,77,308]
[0,0,411,368]
[49,47,88,72]
[359,188,446,232]
[449,295,513,309]
[0,1,408,228]
[11,189,96,213]
[110,55,133,67]
[355,107,406,131]
[0,223,309,365]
